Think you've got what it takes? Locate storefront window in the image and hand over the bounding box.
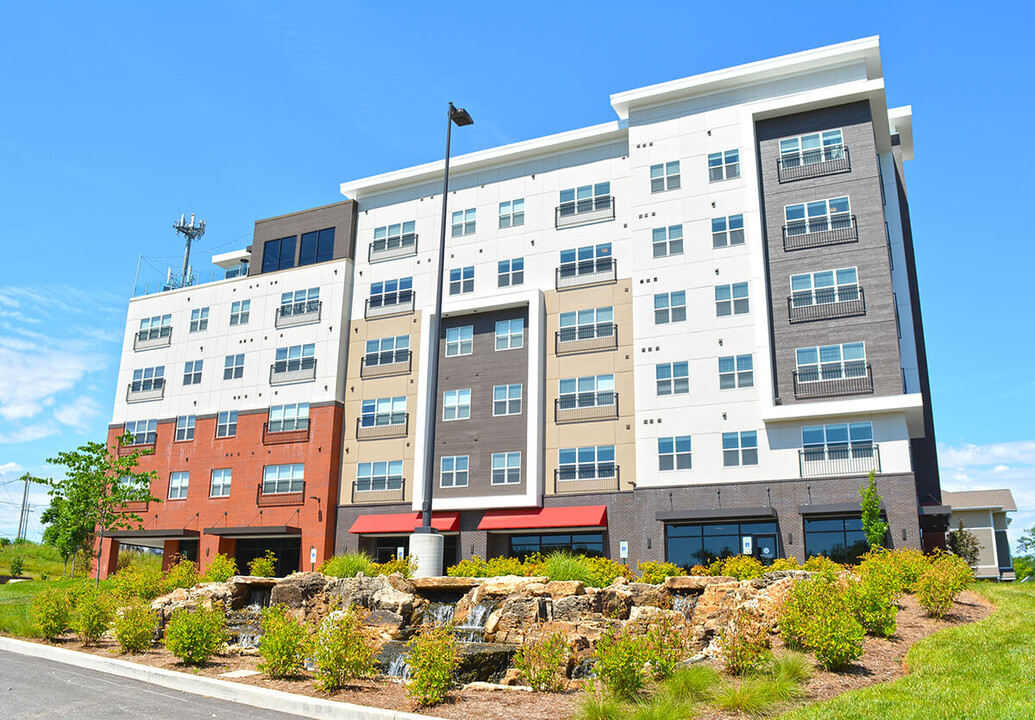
[803,516,869,564]
[665,521,778,569]
[508,532,605,560]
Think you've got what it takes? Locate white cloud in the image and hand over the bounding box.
[0,461,24,476]
[53,396,101,431]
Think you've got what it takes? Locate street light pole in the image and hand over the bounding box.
[410,102,473,578]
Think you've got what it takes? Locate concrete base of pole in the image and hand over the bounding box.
[409,532,444,578]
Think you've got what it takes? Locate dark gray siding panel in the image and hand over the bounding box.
[249,200,358,275]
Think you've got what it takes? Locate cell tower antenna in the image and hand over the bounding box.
[172,212,206,288]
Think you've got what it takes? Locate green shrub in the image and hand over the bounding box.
[713,677,781,715]
[258,604,310,678]
[575,689,624,720]
[849,571,899,637]
[163,557,199,593]
[779,574,865,670]
[514,632,568,692]
[248,550,277,578]
[113,602,159,653]
[319,551,374,578]
[164,605,228,665]
[717,555,766,580]
[447,556,491,577]
[769,557,802,572]
[662,664,721,703]
[642,615,688,680]
[583,555,635,587]
[31,588,71,640]
[202,553,238,583]
[636,561,686,585]
[593,627,647,699]
[803,555,844,576]
[889,547,932,592]
[717,608,772,675]
[111,563,165,601]
[626,694,688,720]
[768,650,813,684]
[370,555,414,577]
[536,551,596,585]
[72,591,114,645]
[916,553,972,618]
[806,603,866,670]
[311,606,377,691]
[9,555,24,576]
[406,624,458,706]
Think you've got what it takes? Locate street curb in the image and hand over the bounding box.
[0,636,436,720]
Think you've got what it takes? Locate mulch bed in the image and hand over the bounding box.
[16,590,994,720]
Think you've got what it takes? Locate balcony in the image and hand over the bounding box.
[555,258,617,291]
[553,467,620,495]
[360,351,412,379]
[787,287,866,323]
[269,357,317,385]
[365,293,416,320]
[262,421,310,445]
[793,363,874,400]
[799,444,881,478]
[126,379,165,403]
[256,482,305,507]
[351,478,406,504]
[782,215,858,252]
[133,326,172,351]
[369,236,418,263]
[119,501,150,513]
[556,324,618,356]
[117,440,156,457]
[777,146,851,183]
[555,392,619,424]
[555,195,615,229]
[356,414,409,441]
[275,300,322,329]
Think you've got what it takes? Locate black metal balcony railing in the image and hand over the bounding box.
[275,300,322,328]
[793,363,874,399]
[360,350,413,379]
[120,501,150,513]
[787,287,866,323]
[555,195,615,229]
[777,146,851,183]
[554,467,620,494]
[126,378,165,403]
[782,215,858,252]
[269,357,317,385]
[133,326,172,351]
[356,413,409,440]
[799,444,881,478]
[555,323,618,356]
[352,478,406,504]
[369,235,418,263]
[364,292,416,319]
[555,257,617,291]
[256,481,305,507]
[262,421,310,445]
[117,439,156,456]
[555,392,619,424]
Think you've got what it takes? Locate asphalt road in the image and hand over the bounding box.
[0,650,301,719]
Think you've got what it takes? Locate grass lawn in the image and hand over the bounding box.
[780,582,1035,720]
[0,579,95,637]
[0,542,71,579]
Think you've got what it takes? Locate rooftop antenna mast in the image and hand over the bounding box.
[173,213,206,288]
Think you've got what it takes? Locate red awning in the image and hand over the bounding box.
[478,505,608,531]
[348,512,460,534]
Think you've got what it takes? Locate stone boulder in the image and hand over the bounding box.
[552,593,602,622]
[474,575,550,603]
[591,586,632,620]
[270,572,327,610]
[543,580,586,598]
[484,596,550,643]
[409,576,482,592]
[663,575,737,592]
[623,582,670,608]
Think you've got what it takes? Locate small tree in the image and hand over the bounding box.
[859,471,889,550]
[946,520,981,568]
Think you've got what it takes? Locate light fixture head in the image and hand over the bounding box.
[450,104,474,127]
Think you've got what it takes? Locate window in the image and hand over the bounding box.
[712,215,745,248]
[492,452,521,485]
[210,469,232,498]
[373,222,416,253]
[652,225,684,258]
[708,149,740,181]
[495,318,524,350]
[559,307,614,342]
[719,355,754,389]
[795,342,866,382]
[174,415,195,442]
[189,307,209,333]
[804,516,869,564]
[168,471,189,500]
[558,445,615,480]
[131,366,164,392]
[138,314,171,340]
[723,431,758,467]
[715,283,749,316]
[298,227,335,266]
[559,182,611,216]
[365,335,409,365]
[269,403,309,432]
[784,197,851,236]
[656,362,689,396]
[559,374,615,409]
[497,258,524,287]
[124,419,157,445]
[262,463,304,494]
[360,397,407,426]
[369,277,413,308]
[559,243,612,277]
[230,300,250,326]
[499,199,524,228]
[443,389,471,421]
[357,461,404,492]
[493,384,522,416]
[183,360,203,386]
[273,344,315,372]
[510,532,604,560]
[216,411,237,438]
[650,161,680,192]
[451,208,476,237]
[780,129,845,167]
[790,268,859,307]
[225,261,249,278]
[223,354,244,380]
[654,291,686,324]
[666,520,779,569]
[280,287,320,316]
[262,235,296,273]
[440,455,469,487]
[445,325,473,357]
[658,436,692,471]
[802,422,874,458]
[449,266,474,295]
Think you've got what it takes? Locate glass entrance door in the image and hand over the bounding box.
[753,534,778,564]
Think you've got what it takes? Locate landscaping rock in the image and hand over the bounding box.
[485,596,549,643]
[543,580,586,598]
[269,572,327,610]
[409,576,482,592]
[624,582,670,608]
[552,593,601,621]
[474,575,550,602]
[663,575,737,592]
[366,609,407,640]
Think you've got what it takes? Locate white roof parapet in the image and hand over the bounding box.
[211,248,251,269]
[888,105,914,161]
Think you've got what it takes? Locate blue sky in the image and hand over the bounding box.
[1,1,1032,547]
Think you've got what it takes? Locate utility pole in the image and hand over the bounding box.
[16,475,29,541]
[172,213,206,288]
